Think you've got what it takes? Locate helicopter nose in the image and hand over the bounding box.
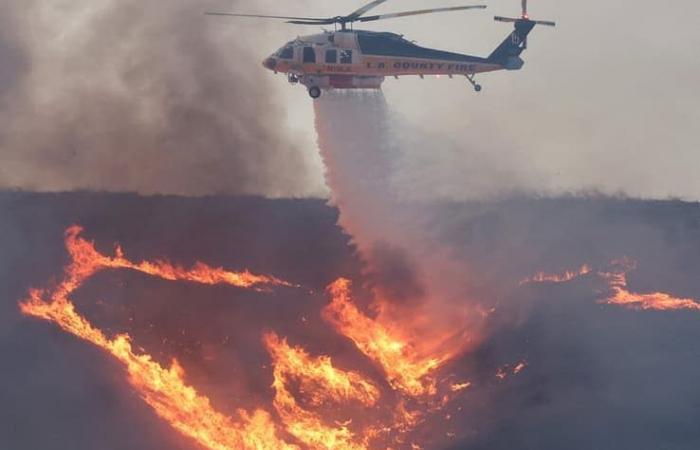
[262,57,277,71]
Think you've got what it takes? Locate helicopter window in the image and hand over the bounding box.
[278,46,294,59]
[325,49,337,64]
[356,32,470,62]
[303,47,316,63]
[339,49,352,64]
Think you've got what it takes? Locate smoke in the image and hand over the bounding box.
[0,0,322,197]
[376,0,700,201]
[314,90,487,355]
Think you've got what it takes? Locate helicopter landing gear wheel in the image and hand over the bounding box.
[466,74,482,93]
[308,86,321,99]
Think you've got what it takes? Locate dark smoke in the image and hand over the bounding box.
[0,1,317,196]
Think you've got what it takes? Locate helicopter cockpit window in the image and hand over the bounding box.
[303,47,316,63]
[325,49,337,64]
[278,46,294,59]
[339,49,352,64]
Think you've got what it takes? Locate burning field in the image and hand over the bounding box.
[2,92,700,450]
[0,0,699,447]
[3,190,700,450]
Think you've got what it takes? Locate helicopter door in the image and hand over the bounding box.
[325,49,337,64]
[303,47,316,64]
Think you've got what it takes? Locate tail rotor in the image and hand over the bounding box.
[494,0,555,49]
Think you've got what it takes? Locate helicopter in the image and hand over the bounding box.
[206,0,555,99]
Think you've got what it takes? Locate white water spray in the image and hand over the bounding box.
[314,90,487,355]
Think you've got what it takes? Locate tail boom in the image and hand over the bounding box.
[487,19,536,69]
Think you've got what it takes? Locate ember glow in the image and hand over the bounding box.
[513,361,527,374]
[524,259,700,312]
[450,382,472,392]
[521,264,593,284]
[495,361,527,381]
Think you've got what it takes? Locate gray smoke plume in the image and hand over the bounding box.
[0,0,321,197]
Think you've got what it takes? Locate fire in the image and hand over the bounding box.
[20,226,297,450]
[63,225,292,291]
[264,332,379,450]
[495,361,527,380]
[601,260,700,312]
[322,279,450,397]
[20,226,489,450]
[450,382,472,392]
[264,332,380,407]
[521,264,592,284]
[524,259,700,312]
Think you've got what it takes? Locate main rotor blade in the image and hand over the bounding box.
[358,5,487,23]
[204,12,329,22]
[287,19,340,25]
[348,0,390,19]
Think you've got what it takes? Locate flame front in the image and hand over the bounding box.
[64,224,291,290]
[20,226,485,450]
[264,332,381,450]
[521,264,592,284]
[524,259,700,312]
[323,279,451,397]
[20,226,297,450]
[601,260,700,312]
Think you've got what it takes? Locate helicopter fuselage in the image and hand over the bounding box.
[263,30,510,94]
[209,0,554,98]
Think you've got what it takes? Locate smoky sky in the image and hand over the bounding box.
[2,0,698,200]
[294,0,700,201]
[2,192,700,450]
[0,0,323,197]
[368,0,700,201]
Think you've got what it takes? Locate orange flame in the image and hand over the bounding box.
[449,382,472,392]
[322,279,451,397]
[20,227,489,450]
[513,361,527,374]
[524,259,700,313]
[20,226,297,450]
[495,360,527,381]
[601,260,700,312]
[64,225,292,290]
[521,264,592,284]
[264,332,380,450]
